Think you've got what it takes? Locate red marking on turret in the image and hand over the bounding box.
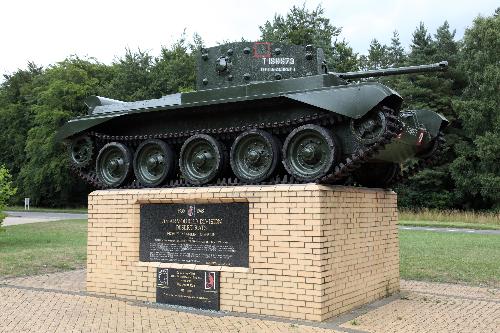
[253,42,272,58]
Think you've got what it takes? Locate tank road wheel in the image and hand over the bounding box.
[350,109,387,144]
[96,142,133,188]
[230,129,281,183]
[282,124,338,182]
[69,135,93,168]
[133,139,175,187]
[179,134,225,185]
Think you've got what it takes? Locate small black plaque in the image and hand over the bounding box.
[140,203,249,267]
[156,268,219,310]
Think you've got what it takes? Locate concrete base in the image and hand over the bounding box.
[87,184,399,322]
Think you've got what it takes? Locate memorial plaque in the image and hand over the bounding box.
[140,203,249,267]
[156,268,220,310]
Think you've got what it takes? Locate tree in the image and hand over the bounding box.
[150,36,199,96]
[0,63,43,181]
[102,49,155,101]
[331,40,359,72]
[259,4,341,54]
[409,22,435,64]
[387,31,406,66]
[16,57,113,207]
[259,4,358,71]
[360,39,390,70]
[394,22,465,210]
[450,9,500,209]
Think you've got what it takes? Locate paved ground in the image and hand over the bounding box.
[0,270,498,332]
[2,211,88,226]
[399,226,500,235]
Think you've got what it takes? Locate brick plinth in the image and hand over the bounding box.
[87,184,399,322]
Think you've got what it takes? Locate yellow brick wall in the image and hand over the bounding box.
[87,184,399,322]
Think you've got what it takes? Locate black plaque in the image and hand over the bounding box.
[140,203,249,267]
[156,268,220,310]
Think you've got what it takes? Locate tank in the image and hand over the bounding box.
[57,42,448,189]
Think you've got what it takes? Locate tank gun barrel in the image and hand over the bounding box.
[331,61,448,80]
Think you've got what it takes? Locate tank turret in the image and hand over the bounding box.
[197,42,327,89]
[58,41,448,189]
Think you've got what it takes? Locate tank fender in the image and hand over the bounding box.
[412,109,449,137]
[284,82,402,119]
[55,114,117,141]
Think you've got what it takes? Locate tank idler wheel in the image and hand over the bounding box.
[96,142,133,188]
[282,124,338,182]
[180,134,225,185]
[69,135,94,168]
[350,108,387,144]
[230,129,281,183]
[133,139,175,187]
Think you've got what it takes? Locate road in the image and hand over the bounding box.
[2,211,88,226]
[399,226,500,235]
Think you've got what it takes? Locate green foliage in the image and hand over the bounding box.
[360,39,390,70]
[16,58,113,207]
[0,166,17,228]
[387,31,406,66]
[103,37,197,101]
[450,11,500,208]
[0,166,16,209]
[259,4,341,57]
[0,64,42,181]
[331,40,359,72]
[259,4,358,72]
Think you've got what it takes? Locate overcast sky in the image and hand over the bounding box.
[0,0,497,77]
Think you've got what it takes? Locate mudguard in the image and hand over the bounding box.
[285,82,402,119]
[412,109,449,137]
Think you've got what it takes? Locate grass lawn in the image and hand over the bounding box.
[5,206,88,214]
[400,230,500,287]
[0,219,87,278]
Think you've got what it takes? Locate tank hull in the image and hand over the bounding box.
[57,75,402,141]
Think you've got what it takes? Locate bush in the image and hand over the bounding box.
[0,212,6,231]
[0,165,17,229]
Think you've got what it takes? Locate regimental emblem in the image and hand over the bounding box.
[187,205,195,217]
[205,272,216,290]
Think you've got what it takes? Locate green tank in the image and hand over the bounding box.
[57,42,448,189]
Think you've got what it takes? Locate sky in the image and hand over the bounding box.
[0,0,497,77]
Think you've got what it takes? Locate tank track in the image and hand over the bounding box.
[70,105,403,189]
